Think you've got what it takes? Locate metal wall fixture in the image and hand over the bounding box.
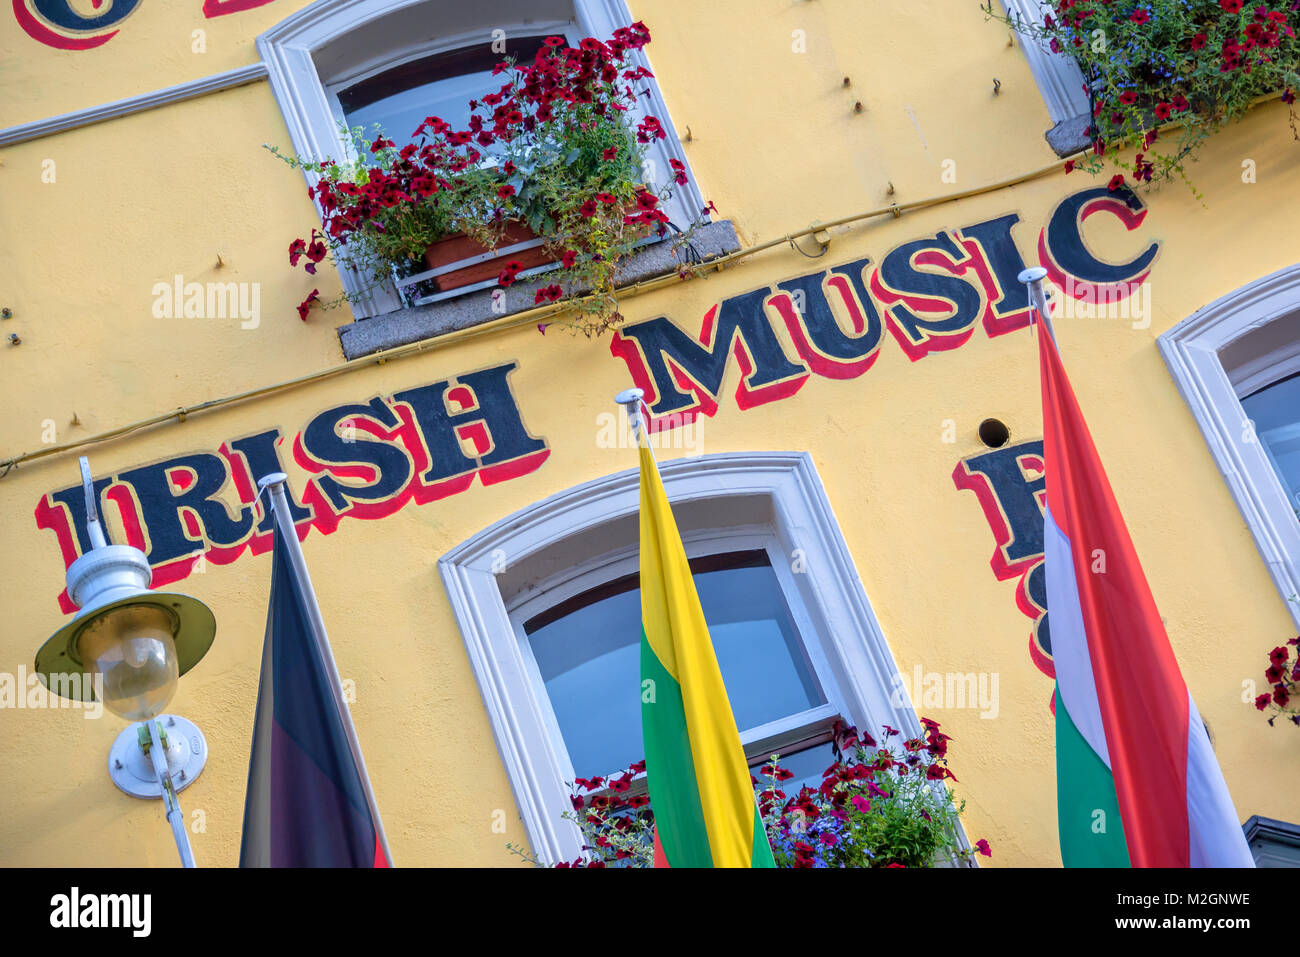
[33,457,217,867]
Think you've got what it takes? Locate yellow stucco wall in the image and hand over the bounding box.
[1,0,1297,867]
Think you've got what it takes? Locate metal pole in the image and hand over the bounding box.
[79,456,109,549]
[615,387,658,465]
[145,719,196,867]
[256,472,395,867]
[1018,266,1057,343]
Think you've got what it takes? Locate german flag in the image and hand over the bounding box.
[637,441,775,868]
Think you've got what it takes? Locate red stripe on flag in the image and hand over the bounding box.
[652,825,671,868]
[1039,328,1190,867]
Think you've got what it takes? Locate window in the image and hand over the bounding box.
[439,451,945,863]
[1158,265,1300,631]
[1243,815,1300,867]
[1239,374,1300,517]
[999,0,1090,139]
[515,543,844,785]
[260,0,705,318]
[335,35,554,155]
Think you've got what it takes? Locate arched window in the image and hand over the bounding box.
[439,451,936,863]
[1159,264,1300,629]
[259,0,705,318]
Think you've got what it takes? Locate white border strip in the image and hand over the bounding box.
[0,62,269,148]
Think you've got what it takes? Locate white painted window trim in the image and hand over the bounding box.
[258,0,707,319]
[1000,0,1090,124]
[438,451,935,865]
[1158,263,1300,630]
[506,528,850,788]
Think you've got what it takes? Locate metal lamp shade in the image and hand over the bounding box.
[35,544,216,703]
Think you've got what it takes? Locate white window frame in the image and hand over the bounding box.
[1000,0,1090,123]
[258,0,707,319]
[1158,263,1300,631]
[439,451,935,864]
[508,528,849,788]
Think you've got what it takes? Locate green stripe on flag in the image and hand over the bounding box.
[750,804,776,868]
[1056,687,1130,867]
[640,629,713,867]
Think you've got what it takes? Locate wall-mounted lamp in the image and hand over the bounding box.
[34,457,216,866]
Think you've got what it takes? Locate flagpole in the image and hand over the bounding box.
[615,387,655,462]
[1018,266,1057,343]
[256,472,394,867]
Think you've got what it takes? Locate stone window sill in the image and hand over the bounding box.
[1046,112,1092,158]
[337,220,741,360]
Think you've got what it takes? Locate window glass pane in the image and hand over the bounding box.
[1241,372,1300,512]
[752,740,836,796]
[525,550,827,780]
[339,35,550,146]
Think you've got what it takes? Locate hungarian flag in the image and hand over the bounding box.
[1039,325,1253,867]
[240,529,391,867]
[637,441,775,867]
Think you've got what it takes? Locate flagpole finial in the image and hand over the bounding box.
[256,472,288,491]
[614,387,644,408]
[1017,267,1057,342]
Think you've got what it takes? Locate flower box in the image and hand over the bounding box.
[423,221,553,292]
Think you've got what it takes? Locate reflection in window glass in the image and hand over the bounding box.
[1241,372,1300,514]
[525,550,826,780]
[339,36,550,146]
[752,741,836,797]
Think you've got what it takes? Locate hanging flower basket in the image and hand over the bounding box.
[272,21,694,332]
[423,221,551,292]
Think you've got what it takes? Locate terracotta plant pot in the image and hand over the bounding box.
[423,221,553,292]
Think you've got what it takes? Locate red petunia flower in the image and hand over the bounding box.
[288,238,307,267]
[296,289,320,322]
[602,146,618,160]
[578,199,599,217]
[1274,685,1290,707]
[1256,693,1273,711]
[1154,102,1172,121]
[534,284,564,304]
[1271,646,1290,666]
[1172,94,1191,111]
[1130,10,1149,24]
[560,249,578,268]
[1191,32,1208,50]
[1220,0,1243,11]
[975,839,992,858]
[669,158,688,185]
[1064,159,1075,173]
[1120,90,1138,105]
[497,184,516,199]
[497,260,525,287]
[1107,173,1126,191]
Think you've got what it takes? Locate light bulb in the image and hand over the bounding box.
[77,604,180,721]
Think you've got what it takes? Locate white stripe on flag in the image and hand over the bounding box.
[1044,505,1111,768]
[1185,692,1255,867]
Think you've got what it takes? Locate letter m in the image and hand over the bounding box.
[609,288,808,427]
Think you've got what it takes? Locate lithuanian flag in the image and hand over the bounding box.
[637,441,776,868]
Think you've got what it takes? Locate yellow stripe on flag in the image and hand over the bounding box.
[638,443,760,866]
